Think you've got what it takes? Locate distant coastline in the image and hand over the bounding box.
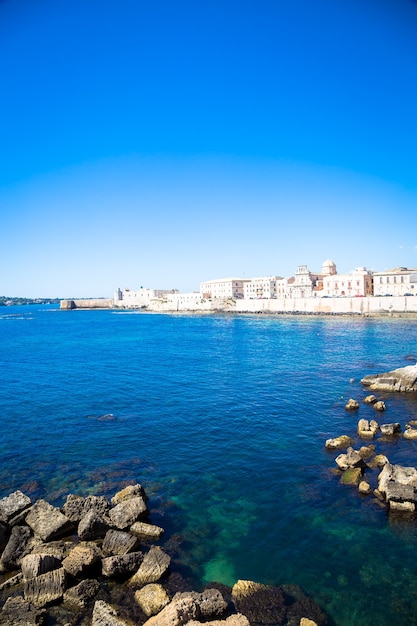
[60,295,417,318]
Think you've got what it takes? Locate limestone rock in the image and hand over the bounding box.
[361,363,417,392]
[128,546,170,587]
[378,463,417,496]
[92,600,132,626]
[102,551,143,577]
[380,423,401,436]
[102,529,140,555]
[135,583,170,616]
[21,554,62,580]
[357,419,379,439]
[61,494,85,522]
[358,481,372,495]
[141,595,199,626]
[63,578,100,609]
[109,496,148,530]
[358,444,375,460]
[373,401,386,412]
[231,580,287,626]
[340,467,363,485]
[367,454,389,469]
[389,501,415,513]
[62,545,100,578]
[345,398,359,411]
[325,435,355,450]
[1,525,33,570]
[78,510,109,541]
[363,395,377,404]
[26,500,73,542]
[404,428,417,440]
[0,490,32,524]
[111,484,147,506]
[24,567,67,607]
[186,617,250,626]
[130,521,164,540]
[0,595,46,625]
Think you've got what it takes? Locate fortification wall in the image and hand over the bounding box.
[60,299,114,309]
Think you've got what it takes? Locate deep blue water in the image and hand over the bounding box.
[1,305,417,625]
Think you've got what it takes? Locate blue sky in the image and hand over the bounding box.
[1,0,416,297]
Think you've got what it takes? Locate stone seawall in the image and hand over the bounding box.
[60,299,114,310]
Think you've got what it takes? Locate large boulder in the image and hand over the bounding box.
[0,491,32,524]
[357,419,379,439]
[361,363,417,392]
[25,501,73,542]
[102,552,143,577]
[24,567,67,607]
[1,525,34,570]
[231,580,287,626]
[128,546,170,587]
[0,595,46,625]
[345,399,359,411]
[102,529,140,555]
[92,600,132,626]
[62,545,100,578]
[63,578,100,610]
[108,497,148,530]
[134,583,170,616]
[380,423,401,436]
[325,435,355,450]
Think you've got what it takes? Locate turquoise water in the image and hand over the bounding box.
[1,305,417,625]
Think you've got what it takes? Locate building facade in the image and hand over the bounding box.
[243,276,282,299]
[200,278,247,300]
[321,267,373,298]
[372,268,417,297]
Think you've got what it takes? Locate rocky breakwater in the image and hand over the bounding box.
[325,391,417,513]
[0,485,328,626]
[361,363,417,393]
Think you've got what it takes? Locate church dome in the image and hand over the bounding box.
[322,259,337,275]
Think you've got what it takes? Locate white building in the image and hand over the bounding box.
[321,267,373,298]
[372,267,417,297]
[291,265,323,298]
[200,278,248,300]
[114,287,178,307]
[243,276,282,299]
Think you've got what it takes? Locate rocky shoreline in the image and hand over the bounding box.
[326,363,417,513]
[0,485,328,626]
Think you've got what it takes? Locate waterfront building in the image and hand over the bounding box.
[243,276,282,299]
[291,265,323,298]
[114,287,178,307]
[322,267,373,298]
[200,278,248,300]
[372,267,417,297]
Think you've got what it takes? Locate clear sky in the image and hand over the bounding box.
[1,0,417,298]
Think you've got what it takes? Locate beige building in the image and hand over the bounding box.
[114,287,178,307]
[372,267,417,297]
[243,276,282,299]
[321,267,373,298]
[200,278,247,300]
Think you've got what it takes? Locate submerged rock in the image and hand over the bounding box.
[345,398,360,411]
[361,363,417,393]
[325,435,355,450]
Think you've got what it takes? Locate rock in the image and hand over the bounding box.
[358,481,372,495]
[134,583,170,616]
[61,494,85,522]
[389,501,415,513]
[287,596,327,626]
[0,490,32,524]
[404,428,417,440]
[1,525,33,570]
[92,600,132,626]
[300,619,319,626]
[357,419,379,439]
[102,529,140,555]
[130,521,164,540]
[378,463,417,496]
[231,580,287,626]
[178,589,228,619]
[0,595,46,625]
[21,554,62,580]
[345,398,359,411]
[335,447,364,471]
[102,551,143,577]
[361,363,417,392]
[25,500,73,542]
[62,545,100,578]
[111,484,147,506]
[186,617,250,626]
[325,435,355,450]
[367,454,389,469]
[373,401,386,412]
[141,594,199,626]
[340,467,363,485]
[83,495,110,517]
[24,567,67,607]
[30,540,71,560]
[78,510,109,541]
[0,572,23,591]
[363,395,377,404]
[358,445,375,460]
[128,546,171,587]
[380,423,401,436]
[63,578,100,609]
[109,496,148,530]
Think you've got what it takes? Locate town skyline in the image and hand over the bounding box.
[1,0,417,298]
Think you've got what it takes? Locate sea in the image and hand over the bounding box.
[1,304,417,625]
